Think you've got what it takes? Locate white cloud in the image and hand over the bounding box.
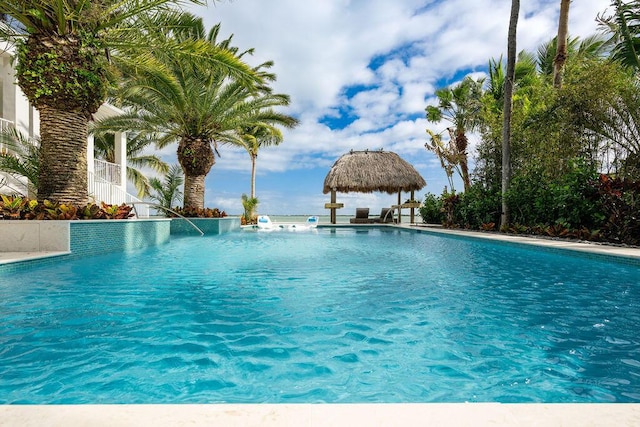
[174,0,612,214]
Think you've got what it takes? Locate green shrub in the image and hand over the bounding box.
[595,174,640,245]
[418,193,444,224]
[454,184,501,228]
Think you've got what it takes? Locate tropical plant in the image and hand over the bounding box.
[424,130,461,192]
[0,127,39,196]
[97,16,295,209]
[418,193,443,224]
[595,174,640,245]
[148,164,183,214]
[238,121,297,200]
[241,193,259,224]
[0,1,258,205]
[425,76,484,191]
[598,0,640,72]
[0,195,133,220]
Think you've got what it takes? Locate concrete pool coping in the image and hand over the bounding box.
[0,251,69,265]
[3,225,640,426]
[2,403,640,426]
[400,223,640,262]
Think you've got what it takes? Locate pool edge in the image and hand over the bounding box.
[399,224,640,265]
[2,403,640,426]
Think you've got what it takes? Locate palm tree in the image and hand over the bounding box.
[536,35,607,79]
[0,1,259,205]
[238,121,297,201]
[501,0,520,229]
[92,132,168,197]
[148,163,183,214]
[598,0,640,72]
[0,127,39,196]
[100,16,296,209]
[425,76,483,191]
[424,130,460,192]
[553,0,571,88]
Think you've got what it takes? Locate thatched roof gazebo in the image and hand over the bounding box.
[323,150,426,224]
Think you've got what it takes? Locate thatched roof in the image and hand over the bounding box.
[323,150,426,194]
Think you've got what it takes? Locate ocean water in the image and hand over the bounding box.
[1,228,639,404]
[267,214,415,224]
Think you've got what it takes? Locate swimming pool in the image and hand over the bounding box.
[1,227,639,404]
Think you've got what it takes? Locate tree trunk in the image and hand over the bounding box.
[183,174,207,209]
[553,0,571,88]
[177,136,215,210]
[250,154,257,199]
[454,129,471,192]
[37,106,89,205]
[501,0,520,229]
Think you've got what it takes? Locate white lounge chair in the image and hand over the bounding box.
[256,215,274,230]
[306,216,319,228]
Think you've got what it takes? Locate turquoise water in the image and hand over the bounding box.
[1,228,639,404]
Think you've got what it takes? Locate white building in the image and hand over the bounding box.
[0,43,143,210]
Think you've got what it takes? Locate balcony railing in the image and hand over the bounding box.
[0,118,14,155]
[88,171,149,218]
[94,158,121,185]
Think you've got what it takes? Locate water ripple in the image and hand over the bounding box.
[1,229,639,403]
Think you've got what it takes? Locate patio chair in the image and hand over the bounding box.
[349,208,373,224]
[306,216,319,228]
[373,207,394,223]
[257,215,274,230]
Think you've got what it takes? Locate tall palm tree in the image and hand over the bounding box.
[501,0,520,229]
[238,122,297,200]
[553,0,571,88]
[425,76,483,191]
[92,132,168,197]
[424,129,460,192]
[0,1,259,205]
[100,16,296,209]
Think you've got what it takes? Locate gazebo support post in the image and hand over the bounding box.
[397,191,402,224]
[410,190,415,224]
[324,190,343,224]
[331,190,337,224]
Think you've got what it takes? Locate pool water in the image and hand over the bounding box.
[1,228,639,404]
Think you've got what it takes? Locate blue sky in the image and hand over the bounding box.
[162,0,613,216]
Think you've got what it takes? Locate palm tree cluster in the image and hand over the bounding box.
[0,1,298,211]
[424,0,640,238]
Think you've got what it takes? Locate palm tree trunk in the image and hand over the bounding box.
[553,0,570,88]
[183,174,206,209]
[37,106,89,205]
[177,137,214,210]
[455,131,471,192]
[501,0,519,229]
[250,154,257,199]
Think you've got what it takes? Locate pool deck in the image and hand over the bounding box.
[2,403,640,426]
[2,225,640,426]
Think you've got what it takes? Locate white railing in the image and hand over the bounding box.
[88,171,149,218]
[0,117,14,155]
[94,158,121,185]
